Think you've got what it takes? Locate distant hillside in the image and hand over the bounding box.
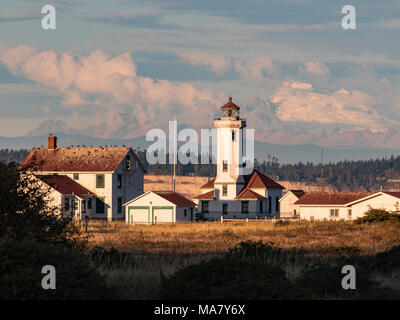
[1,132,400,164]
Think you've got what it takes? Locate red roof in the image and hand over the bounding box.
[21,146,141,172]
[221,97,240,110]
[194,190,215,200]
[36,175,95,199]
[235,188,265,200]
[383,191,400,199]
[294,192,374,205]
[154,191,196,206]
[246,170,284,189]
[200,178,215,189]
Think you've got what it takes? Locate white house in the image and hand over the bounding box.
[124,191,197,224]
[21,135,146,221]
[194,97,284,220]
[279,190,305,217]
[35,174,97,219]
[294,191,400,220]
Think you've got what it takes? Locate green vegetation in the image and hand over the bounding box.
[0,237,111,299]
[159,241,400,299]
[354,208,400,224]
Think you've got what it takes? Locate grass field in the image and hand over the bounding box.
[82,220,400,299]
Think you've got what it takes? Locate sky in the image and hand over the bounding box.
[1,0,400,146]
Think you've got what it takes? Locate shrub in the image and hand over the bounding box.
[159,257,310,299]
[354,208,400,224]
[0,162,83,247]
[0,237,112,299]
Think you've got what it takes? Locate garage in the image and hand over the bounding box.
[124,191,197,224]
[128,207,150,224]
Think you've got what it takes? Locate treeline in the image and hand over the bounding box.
[0,149,29,164]
[3,148,400,191]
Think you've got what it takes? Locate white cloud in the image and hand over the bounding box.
[271,81,399,131]
[300,60,330,75]
[0,45,225,138]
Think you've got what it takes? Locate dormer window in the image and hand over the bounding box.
[126,155,131,170]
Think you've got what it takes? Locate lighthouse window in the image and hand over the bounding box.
[232,130,236,141]
[223,161,228,172]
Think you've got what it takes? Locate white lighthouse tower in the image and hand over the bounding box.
[213,97,247,200]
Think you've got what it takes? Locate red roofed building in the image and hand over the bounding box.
[294,191,400,220]
[124,191,197,224]
[193,97,284,220]
[22,135,146,221]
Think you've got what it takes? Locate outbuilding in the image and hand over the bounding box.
[124,191,197,224]
[294,191,400,220]
[279,190,305,217]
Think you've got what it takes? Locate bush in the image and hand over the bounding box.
[0,237,112,299]
[159,257,310,299]
[0,162,83,247]
[354,208,400,224]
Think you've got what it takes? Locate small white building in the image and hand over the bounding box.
[21,135,146,221]
[295,191,400,220]
[124,191,197,224]
[279,190,305,217]
[194,97,284,220]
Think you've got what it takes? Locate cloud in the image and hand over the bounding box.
[300,61,330,75]
[177,51,277,81]
[0,12,37,23]
[270,81,399,131]
[0,45,225,138]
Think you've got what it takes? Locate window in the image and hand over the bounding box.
[294,209,297,216]
[96,174,105,188]
[184,209,187,217]
[73,199,78,211]
[275,197,280,212]
[96,197,105,214]
[117,174,122,189]
[73,173,79,180]
[82,200,86,213]
[348,209,352,218]
[222,184,228,196]
[126,155,131,170]
[117,197,122,214]
[64,197,70,211]
[232,130,236,141]
[330,209,339,217]
[87,198,92,210]
[259,201,263,213]
[202,201,209,213]
[223,203,228,215]
[222,160,228,172]
[268,196,272,213]
[241,201,249,214]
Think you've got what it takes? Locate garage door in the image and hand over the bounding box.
[129,207,150,224]
[153,207,174,223]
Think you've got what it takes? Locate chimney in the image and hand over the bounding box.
[48,134,57,150]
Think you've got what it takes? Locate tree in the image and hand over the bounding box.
[0,162,83,247]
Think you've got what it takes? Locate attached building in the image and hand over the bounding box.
[21,135,146,221]
[124,191,197,224]
[294,191,400,220]
[279,190,305,217]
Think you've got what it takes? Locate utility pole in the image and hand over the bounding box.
[321,147,324,192]
[172,114,176,192]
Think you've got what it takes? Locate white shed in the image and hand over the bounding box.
[124,191,197,224]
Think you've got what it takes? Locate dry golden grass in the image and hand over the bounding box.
[85,220,400,257]
[144,175,338,200]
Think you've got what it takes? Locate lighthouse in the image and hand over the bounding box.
[195,97,284,220]
[213,97,247,200]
